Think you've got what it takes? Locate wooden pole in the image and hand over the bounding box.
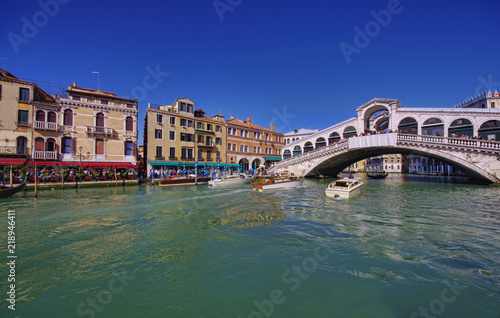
[34,163,38,197]
[61,166,65,188]
[9,165,13,186]
[114,168,117,186]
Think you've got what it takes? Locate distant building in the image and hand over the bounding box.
[284,127,319,145]
[226,116,284,170]
[57,82,139,169]
[454,90,500,109]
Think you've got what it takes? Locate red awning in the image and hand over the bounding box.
[81,162,138,169]
[29,161,62,167]
[0,158,28,166]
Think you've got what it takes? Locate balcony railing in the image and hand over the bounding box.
[34,121,58,131]
[0,146,30,156]
[33,151,57,160]
[86,126,116,136]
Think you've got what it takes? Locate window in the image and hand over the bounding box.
[62,137,72,154]
[157,114,163,123]
[170,116,175,125]
[228,128,232,134]
[156,146,163,158]
[169,147,176,158]
[18,110,28,126]
[240,130,243,136]
[180,118,187,127]
[101,100,108,105]
[155,129,162,139]
[169,131,175,140]
[46,138,55,152]
[187,104,193,113]
[245,145,248,152]
[206,136,213,146]
[188,148,193,159]
[125,141,133,156]
[245,131,248,137]
[188,120,193,128]
[126,116,133,131]
[35,137,44,152]
[216,151,220,160]
[17,137,28,154]
[181,148,193,159]
[253,146,256,153]
[232,144,236,151]
[180,133,194,142]
[197,135,204,143]
[197,122,203,129]
[216,125,221,132]
[180,102,186,112]
[215,137,221,145]
[73,96,81,101]
[181,148,187,158]
[63,109,73,126]
[492,102,496,108]
[19,87,29,102]
[96,113,105,132]
[36,110,45,122]
[227,142,231,150]
[207,124,212,131]
[96,139,105,155]
[207,150,212,160]
[240,145,244,152]
[198,149,203,160]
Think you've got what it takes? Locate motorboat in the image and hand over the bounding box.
[0,179,27,198]
[325,177,364,199]
[159,174,211,186]
[208,173,251,186]
[252,176,304,191]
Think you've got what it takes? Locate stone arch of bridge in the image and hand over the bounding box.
[360,103,391,132]
[300,145,497,182]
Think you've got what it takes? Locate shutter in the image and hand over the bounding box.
[132,142,136,156]
[71,138,76,154]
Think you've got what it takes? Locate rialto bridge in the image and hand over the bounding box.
[269,98,500,183]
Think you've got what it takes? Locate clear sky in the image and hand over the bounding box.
[1,0,499,144]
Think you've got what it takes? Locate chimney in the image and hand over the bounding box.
[73,81,77,87]
[230,115,234,120]
[309,126,311,130]
[247,117,252,127]
[270,123,275,132]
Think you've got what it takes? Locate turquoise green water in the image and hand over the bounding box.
[0,175,499,317]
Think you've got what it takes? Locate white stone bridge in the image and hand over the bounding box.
[270,98,500,183]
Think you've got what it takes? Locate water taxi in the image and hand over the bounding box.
[252,176,304,191]
[325,177,364,198]
[208,174,251,187]
[159,174,211,186]
[367,171,388,179]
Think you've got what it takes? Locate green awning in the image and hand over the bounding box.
[226,164,239,167]
[263,157,282,162]
[150,161,179,166]
[196,130,215,135]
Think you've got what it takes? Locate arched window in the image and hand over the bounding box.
[96,113,105,133]
[34,137,45,152]
[315,137,326,148]
[304,142,314,153]
[47,111,57,123]
[126,116,134,132]
[16,137,27,155]
[343,126,357,138]
[63,109,73,126]
[479,120,500,141]
[62,137,72,154]
[292,145,302,156]
[328,132,340,144]
[421,118,443,136]
[283,149,291,159]
[36,110,45,122]
[398,117,417,134]
[448,118,473,137]
[46,138,56,152]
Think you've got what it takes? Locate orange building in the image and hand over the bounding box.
[226,116,283,171]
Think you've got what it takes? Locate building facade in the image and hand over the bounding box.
[57,82,139,169]
[226,116,284,171]
[144,98,229,177]
[284,127,319,145]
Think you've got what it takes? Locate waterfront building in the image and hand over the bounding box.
[57,82,139,169]
[407,155,463,176]
[284,127,319,145]
[226,116,284,171]
[144,98,229,177]
[0,68,60,166]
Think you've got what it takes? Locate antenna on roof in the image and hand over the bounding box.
[0,58,7,70]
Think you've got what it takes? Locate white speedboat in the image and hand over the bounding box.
[325,177,364,198]
[208,174,251,187]
[252,176,304,191]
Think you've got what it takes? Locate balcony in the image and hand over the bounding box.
[34,121,58,131]
[60,125,75,132]
[0,146,30,156]
[86,126,117,137]
[33,151,57,160]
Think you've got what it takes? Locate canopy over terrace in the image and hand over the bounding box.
[0,158,28,166]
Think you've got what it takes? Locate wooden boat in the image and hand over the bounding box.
[0,179,27,198]
[159,174,211,186]
[208,174,251,187]
[367,171,388,179]
[252,176,304,191]
[325,177,364,199]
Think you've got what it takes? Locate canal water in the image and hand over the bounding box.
[0,175,499,318]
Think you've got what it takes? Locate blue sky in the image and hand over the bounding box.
[1,0,499,144]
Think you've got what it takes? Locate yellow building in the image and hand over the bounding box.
[0,68,59,167]
[57,82,139,170]
[144,98,230,177]
[226,116,284,171]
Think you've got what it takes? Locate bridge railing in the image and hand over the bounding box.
[398,134,500,150]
